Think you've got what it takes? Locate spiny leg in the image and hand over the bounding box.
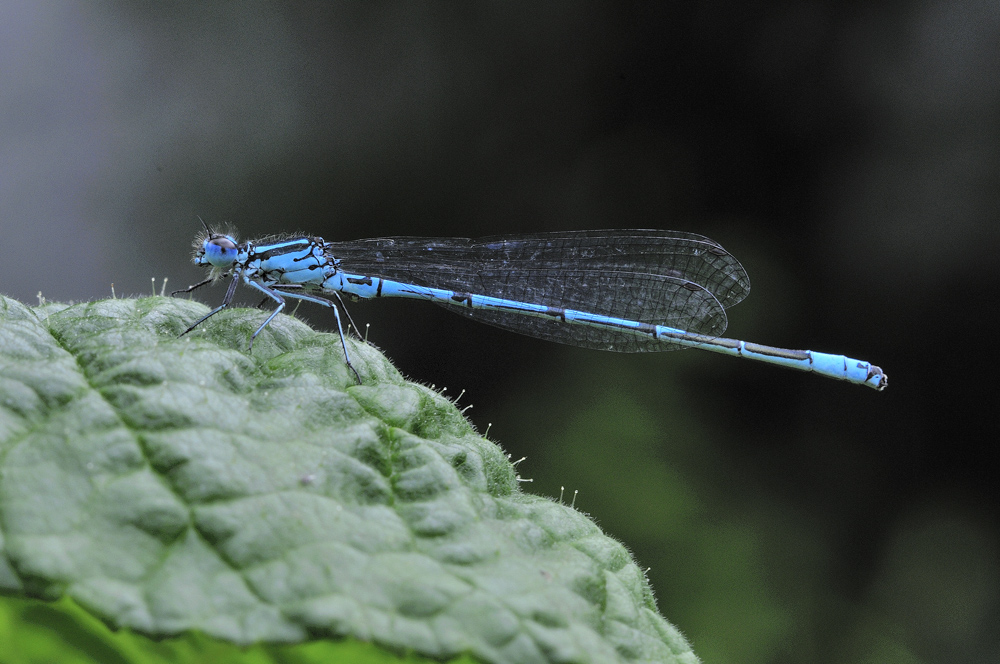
[331,291,361,340]
[179,275,240,337]
[271,286,362,340]
[242,280,287,352]
[171,273,229,296]
[269,286,362,383]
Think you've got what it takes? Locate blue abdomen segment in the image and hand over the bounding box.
[662,334,887,389]
[337,272,887,390]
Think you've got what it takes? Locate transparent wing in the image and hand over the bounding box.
[326,230,749,352]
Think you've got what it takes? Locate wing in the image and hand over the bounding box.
[326,230,750,352]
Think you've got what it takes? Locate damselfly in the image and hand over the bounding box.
[174,221,887,390]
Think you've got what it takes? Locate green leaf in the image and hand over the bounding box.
[0,295,698,664]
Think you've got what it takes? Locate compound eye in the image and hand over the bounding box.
[203,235,239,267]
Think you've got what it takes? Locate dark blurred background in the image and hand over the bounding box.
[2,2,997,663]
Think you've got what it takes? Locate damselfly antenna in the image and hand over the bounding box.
[198,215,213,236]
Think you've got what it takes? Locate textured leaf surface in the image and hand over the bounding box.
[0,295,698,664]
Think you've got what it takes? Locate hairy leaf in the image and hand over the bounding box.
[0,295,697,664]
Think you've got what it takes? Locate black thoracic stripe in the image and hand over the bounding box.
[253,239,312,261]
[347,275,373,286]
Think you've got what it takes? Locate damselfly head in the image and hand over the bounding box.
[199,234,239,268]
[192,220,240,277]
